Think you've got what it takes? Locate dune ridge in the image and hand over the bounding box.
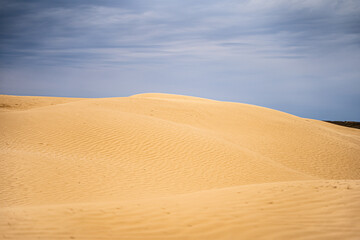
[0,93,359,239]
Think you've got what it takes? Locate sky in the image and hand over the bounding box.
[0,0,359,120]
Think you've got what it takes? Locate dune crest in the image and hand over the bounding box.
[1,93,359,239]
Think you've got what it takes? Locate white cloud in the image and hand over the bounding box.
[0,0,359,119]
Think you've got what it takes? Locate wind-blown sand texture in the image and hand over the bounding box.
[1,93,359,240]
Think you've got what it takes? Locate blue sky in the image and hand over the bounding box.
[0,0,359,120]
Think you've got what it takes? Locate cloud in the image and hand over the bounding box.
[0,0,359,120]
[1,0,359,64]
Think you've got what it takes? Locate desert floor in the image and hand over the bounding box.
[1,93,359,240]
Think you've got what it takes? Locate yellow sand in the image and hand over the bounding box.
[0,93,359,240]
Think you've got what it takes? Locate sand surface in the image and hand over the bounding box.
[0,93,359,239]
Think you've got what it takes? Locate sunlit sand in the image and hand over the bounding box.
[1,93,359,239]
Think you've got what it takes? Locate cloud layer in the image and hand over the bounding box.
[1,0,359,120]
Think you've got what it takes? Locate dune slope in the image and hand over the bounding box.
[0,93,359,239]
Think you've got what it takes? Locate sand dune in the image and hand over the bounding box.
[0,93,359,239]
